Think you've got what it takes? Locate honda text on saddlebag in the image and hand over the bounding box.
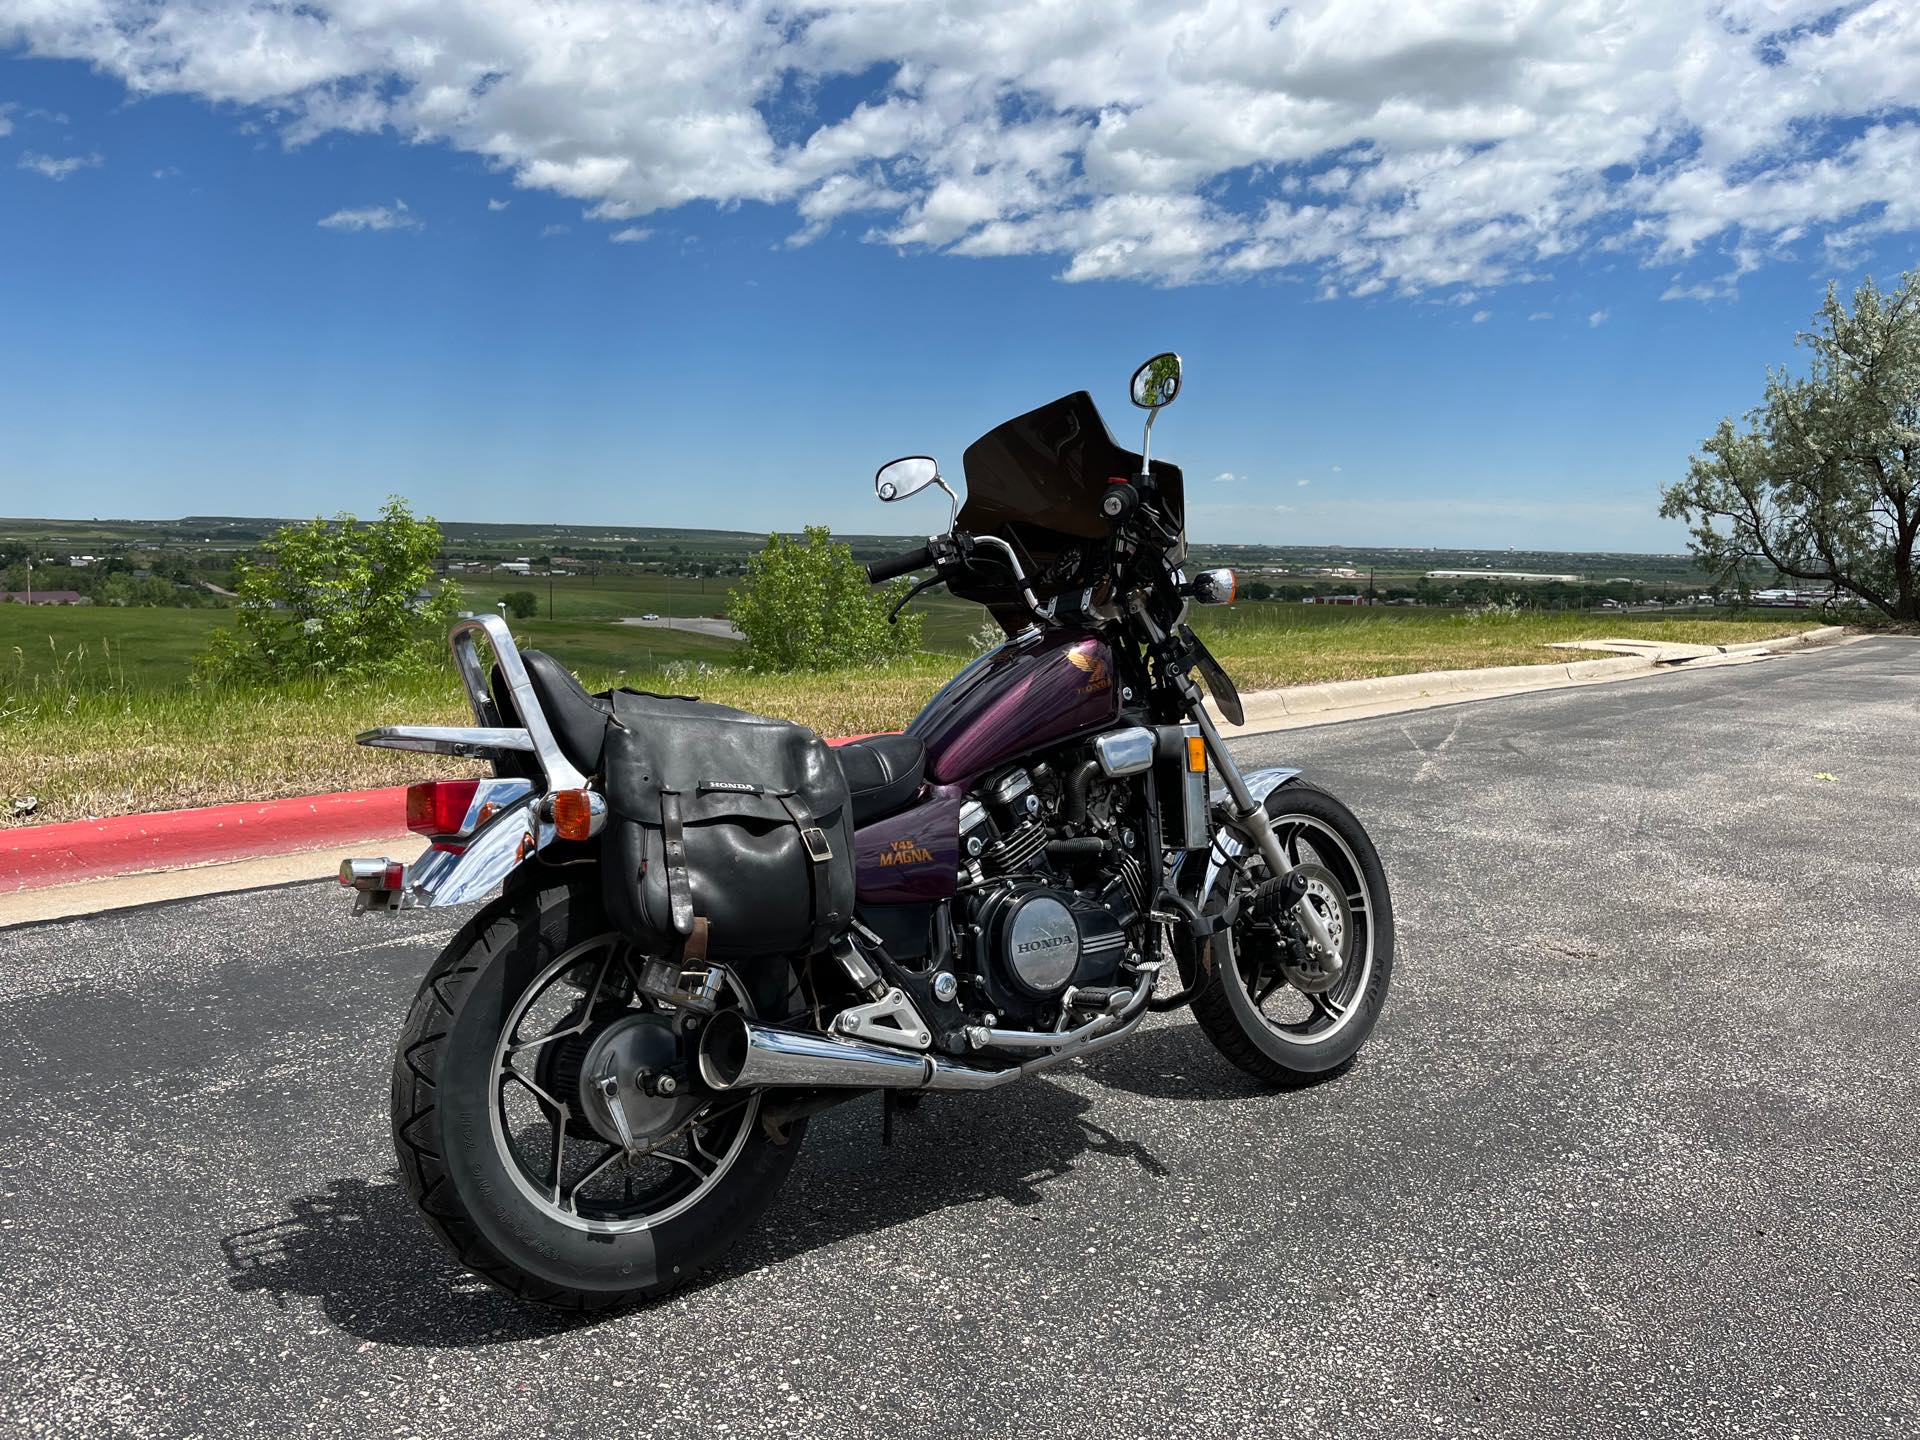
[346,353,1395,1310]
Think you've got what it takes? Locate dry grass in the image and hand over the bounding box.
[2,611,1817,827]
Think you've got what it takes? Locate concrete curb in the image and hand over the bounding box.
[1212,623,1846,735]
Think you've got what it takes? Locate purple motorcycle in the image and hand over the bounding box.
[344,353,1394,1309]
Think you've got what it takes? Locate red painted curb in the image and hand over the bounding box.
[1,787,412,896]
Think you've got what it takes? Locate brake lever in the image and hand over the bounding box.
[886,573,944,624]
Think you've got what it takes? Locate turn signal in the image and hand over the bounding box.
[1185,736,1208,773]
[406,780,480,837]
[546,788,604,842]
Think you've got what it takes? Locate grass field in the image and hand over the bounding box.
[0,599,1817,826]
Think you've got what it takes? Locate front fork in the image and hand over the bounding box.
[1137,606,1343,971]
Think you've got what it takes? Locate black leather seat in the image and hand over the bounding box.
[834,732,926,827]
[492,650,612,775]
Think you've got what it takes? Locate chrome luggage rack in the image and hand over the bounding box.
[355,613,588,792]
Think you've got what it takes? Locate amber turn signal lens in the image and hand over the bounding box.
[1186,736,1208,773]
[548,788,597,842]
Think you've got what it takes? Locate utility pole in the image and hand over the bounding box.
[549,574,555,620]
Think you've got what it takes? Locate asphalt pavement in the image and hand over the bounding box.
[2,636,1916,1438]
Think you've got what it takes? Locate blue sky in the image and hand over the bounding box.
[4,1,1919,552]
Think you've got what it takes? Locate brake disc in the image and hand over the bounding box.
[1273,862,1350,996]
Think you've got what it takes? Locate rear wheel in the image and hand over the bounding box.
[1190,783,1394,1087]
[390,881,804,1311]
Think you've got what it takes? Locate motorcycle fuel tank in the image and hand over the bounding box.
[907,628,1121,786]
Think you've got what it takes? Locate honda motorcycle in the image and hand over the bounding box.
[344,353,1394,1310]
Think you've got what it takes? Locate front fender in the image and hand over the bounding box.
[1170,766,1302,902]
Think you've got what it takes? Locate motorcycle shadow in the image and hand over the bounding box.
[218,1075,1166,1346]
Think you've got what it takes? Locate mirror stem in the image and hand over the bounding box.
[1140,407,1158,475]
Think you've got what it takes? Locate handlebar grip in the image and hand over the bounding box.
[866,545,934,585]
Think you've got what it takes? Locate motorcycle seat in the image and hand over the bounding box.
[833,732,926,827]
[491,650,612,775]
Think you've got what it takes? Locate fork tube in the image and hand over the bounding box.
[1133,600,1342,969]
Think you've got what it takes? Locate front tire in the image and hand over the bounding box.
[390,881,805,1311]
[1190,783,1394,1087]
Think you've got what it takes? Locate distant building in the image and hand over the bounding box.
[1425,570,1581,583]
[1,590,85,605]
[499,561,533,575]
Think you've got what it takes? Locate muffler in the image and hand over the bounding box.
[698,1010,943,1091]
[698,972,1153,1095]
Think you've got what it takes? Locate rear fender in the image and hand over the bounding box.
[353,787,577,912]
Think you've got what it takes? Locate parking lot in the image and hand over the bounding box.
[2,637,1915,1438]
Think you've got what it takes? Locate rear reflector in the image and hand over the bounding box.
[1185,736,1208,773]
[406,780,481,837]
[339,857,406,891]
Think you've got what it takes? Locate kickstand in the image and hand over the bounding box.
[882,1090,896,1148]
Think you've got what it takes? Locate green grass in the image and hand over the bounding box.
[0,602,1818,826]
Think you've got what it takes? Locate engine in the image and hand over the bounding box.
[950,754,1150,1034]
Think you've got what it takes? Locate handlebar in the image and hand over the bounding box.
[865,544,934,585]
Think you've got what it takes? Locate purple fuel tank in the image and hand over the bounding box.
[905,628,1120,786]
[851,628,1120,905]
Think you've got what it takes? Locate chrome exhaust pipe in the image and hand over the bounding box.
[698,971,1155,1095]
[698,1010,941,1091]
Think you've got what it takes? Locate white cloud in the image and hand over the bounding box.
[7,2,1920,292]
[610,227,653,243]
[1471,309,1490,323]
[1212,471,1238,483]
[540,223,570,237]
[1588,309,1609,327]
[487,198,510,211]
[1297,478,1311,487]
[152,165,181,180]
[1527,310,1552,321]
[0,105,11,139]
[318,199,420,232]
[18,150,101,181]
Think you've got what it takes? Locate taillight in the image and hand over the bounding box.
[406,780,481,837]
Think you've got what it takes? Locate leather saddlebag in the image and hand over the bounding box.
[600,690,853,961]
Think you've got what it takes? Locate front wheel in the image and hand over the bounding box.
[1190,783,1394,1087]
[390,881,805,1311]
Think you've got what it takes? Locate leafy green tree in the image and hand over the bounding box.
[727,525,922,672]
[502,590,539,619]
[198,497,461,683]
[1662,269,1920,622]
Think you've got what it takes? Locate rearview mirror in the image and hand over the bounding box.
[1130,352,1183,410]
[875,455,941,502]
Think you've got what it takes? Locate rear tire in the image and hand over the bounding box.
[1190,783,1394,1087]
[390,881,805,1311]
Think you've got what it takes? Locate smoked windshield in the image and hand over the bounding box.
[952,391,1184,622]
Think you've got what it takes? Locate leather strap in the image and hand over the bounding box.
[661,790,697,939]
[776,791,837,946]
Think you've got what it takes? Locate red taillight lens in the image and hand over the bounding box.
[406,780,481,837]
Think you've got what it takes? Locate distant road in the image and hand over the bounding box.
[616,614,742,640]
[2,638,1916,1437]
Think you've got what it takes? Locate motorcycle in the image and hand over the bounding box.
[344,353,1394,1310]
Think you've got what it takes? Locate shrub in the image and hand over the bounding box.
[726,525,922,672]
[197,497,461,684]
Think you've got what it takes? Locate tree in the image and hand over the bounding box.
[502,590,538,619]
[1661,269,1920,622]
[726,525,922,672]
[198,497,461,683]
